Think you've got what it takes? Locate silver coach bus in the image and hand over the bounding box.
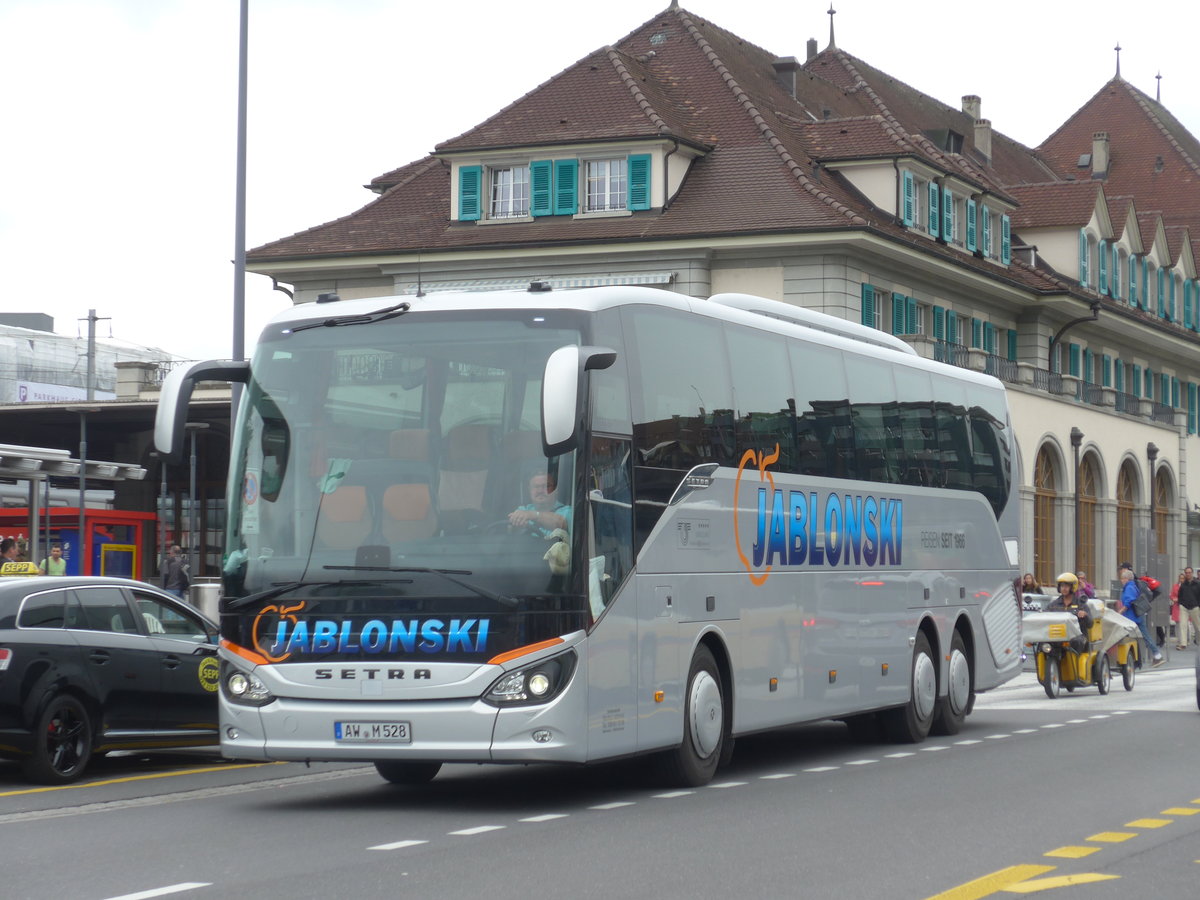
[156,286,1022,787]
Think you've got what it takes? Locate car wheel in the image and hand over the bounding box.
[1122,653,1136,691]
[1043,658,1061,699]
[23,695,92,785]
[656,644,725,786]
[883,631,936,743]
[932,631,971,736]
[374,761,442,785]
[1095,653,1111,695]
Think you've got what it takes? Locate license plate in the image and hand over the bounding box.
[334,721,412,743]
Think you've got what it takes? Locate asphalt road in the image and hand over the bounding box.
[2,658,1197,900]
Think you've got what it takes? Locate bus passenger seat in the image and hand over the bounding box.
[382,483,437,543]
[316,485,371,549]
[438,424,492,513]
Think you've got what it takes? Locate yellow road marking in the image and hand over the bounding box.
[1162,807,1199,816]
[1003,873,1120,893]
[1043,846,1099,859]
[0,761,282,797]
[1125,817,1171,828]
[925,865,1056,900]
[1086,832,1136,843]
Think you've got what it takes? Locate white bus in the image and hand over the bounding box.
[156,286,1022,786]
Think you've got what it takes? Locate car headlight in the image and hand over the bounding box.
[220,659,275,707]
[484,650,576,707]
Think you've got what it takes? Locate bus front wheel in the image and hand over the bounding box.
[883,631,936,743]
[658,645,725,786]
[374,761,442,785]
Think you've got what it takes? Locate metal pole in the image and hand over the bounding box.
[1070,427,1083,573]
[78,411,87,573]
[231,0,248,425]
[1147,442,1159,572]
[86,308,96,402]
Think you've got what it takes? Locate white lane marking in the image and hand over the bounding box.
[804,766,838,772]
[369,839,428,851]
[709,781,747,788]
[590,801,636,810]
[760,773,796,779]
[845,759,877,766]
[920,745,949,751]
[520,813,569,822]
[1113,710,1131,715]
[103,885,211,900]
[653,791,694,799]
[1014,728,1038,733]
[1090,715,1111,719]
[885,752,915,758]
[1041,723,1065,729]
[985,734,1010,739]
[449,825,505,836]
[955,740,982,745]
[1066,719,1088,724]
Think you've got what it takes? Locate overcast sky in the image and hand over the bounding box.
[3,0,1196,362]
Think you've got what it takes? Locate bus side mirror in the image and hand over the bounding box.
[155,359,251,463]
[542,346,616,457]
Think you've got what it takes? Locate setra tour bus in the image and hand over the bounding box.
[155,285,1022,786]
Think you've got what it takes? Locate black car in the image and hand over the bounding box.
[0,576,219,784]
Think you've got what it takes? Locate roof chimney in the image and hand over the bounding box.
[807,38,818,61]
[974,118,992,164]
[962,95,981,121]
[1092,132,1110,178]
[772,57,801,98]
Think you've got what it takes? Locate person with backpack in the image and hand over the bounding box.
[1176,566,1200,649]
[1117,564,1164,666]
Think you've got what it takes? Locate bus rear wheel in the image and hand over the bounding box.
[931,631,971,736]
[883,631,936,743]
[374,761,442,785]
[657,645,725,786]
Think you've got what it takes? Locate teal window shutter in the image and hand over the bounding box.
[1190,383,1198,434]
[901,171,915,226]
[966,200,977,251]
[983,321,995,354]
[552,159,578,215]
[1145,368,1154,399]
[1084,348,1094,383]
[1102,354,1112,387]
[1157,268,1166,317]
[627,154,651,211]
[1141,258,1149,308]
[891,292,906,334]
[971,317,982,349]
[927,182,940,237]
[947,309,958,344]
[1172,376,1180,408]
[1132,364,1142,397]
[933,305,945,341]
[1098,240,1108,294]
[1000,214,1011,264]
[530,160,553,217]
[1115,360,1124,393]
[1185,280,1193,330]
[1078,230,1088,286]
[1068,343,1080,377]
[1006,328,1018,361]
[458,165,483,221]
[861,284,876,327]
[980,205,991,255]
[942,188,954,241]
[1111,244,1120,297]
[1169,275,1177,322]
[1129,256,1138,306]
[906,296,918,334]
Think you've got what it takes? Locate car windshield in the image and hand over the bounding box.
[223,309,583,605]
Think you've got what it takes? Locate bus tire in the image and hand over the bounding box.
[657,645,725,786]
[883,631,936,743]
[931,631,971,736]
[374,761,442,785]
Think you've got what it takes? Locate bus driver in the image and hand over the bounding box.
[508,472,570,538]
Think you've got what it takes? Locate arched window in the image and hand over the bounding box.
[1116,461,1136,567]
[1034,446,1058,587]
[1077,454,1099,581]
[1155,468,1171,555]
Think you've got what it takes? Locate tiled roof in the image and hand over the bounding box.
[1007,182,1102,229]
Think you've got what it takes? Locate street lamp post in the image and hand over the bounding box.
[65,405,100,575]
[185,422,210,582]
[1146,441,1159,572]
[1070,427,1083,573]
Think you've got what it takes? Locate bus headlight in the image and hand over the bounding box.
[484,650,576,707]
[220,659,275,707]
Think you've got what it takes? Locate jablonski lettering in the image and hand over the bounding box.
[267,617,490,659]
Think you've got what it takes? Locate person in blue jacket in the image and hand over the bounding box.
[1117,564,1164,667]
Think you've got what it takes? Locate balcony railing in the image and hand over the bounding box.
[1114,391,1138,414]
[1076,381,1104,406]
[933,341,969,367]
[983,354,1018,383]
[1031,369,1064,394]
[1149,401,1175,425]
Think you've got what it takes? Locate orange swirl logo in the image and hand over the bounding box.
[734,443,780,586]
[252,601,307,663]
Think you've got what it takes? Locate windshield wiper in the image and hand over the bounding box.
[324,564,518,609]
[289,301,410,333]
[224,578,409,611]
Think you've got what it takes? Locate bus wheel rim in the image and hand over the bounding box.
[946,648,970,715]
[914,651,937,721]
[689,671,723,759]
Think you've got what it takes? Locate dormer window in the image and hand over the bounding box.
[585,158,627,212]
[490,166,530,218]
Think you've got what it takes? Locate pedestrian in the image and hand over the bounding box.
[1020,572,1042,594]
[160,544,190,599]
[38,543,66,576]
[1175,566,1200,650]
[1116,564,1164,666]
[1075,571,1096,600]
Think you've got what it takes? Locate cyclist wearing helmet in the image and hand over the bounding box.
[1048,571,1092,650]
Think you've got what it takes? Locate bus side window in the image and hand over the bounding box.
[588,436,633,619]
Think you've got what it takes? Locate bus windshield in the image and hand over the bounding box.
[222,310,583,607]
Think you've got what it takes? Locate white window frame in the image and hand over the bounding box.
[584,158,627,212]
[489,165,530,219]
